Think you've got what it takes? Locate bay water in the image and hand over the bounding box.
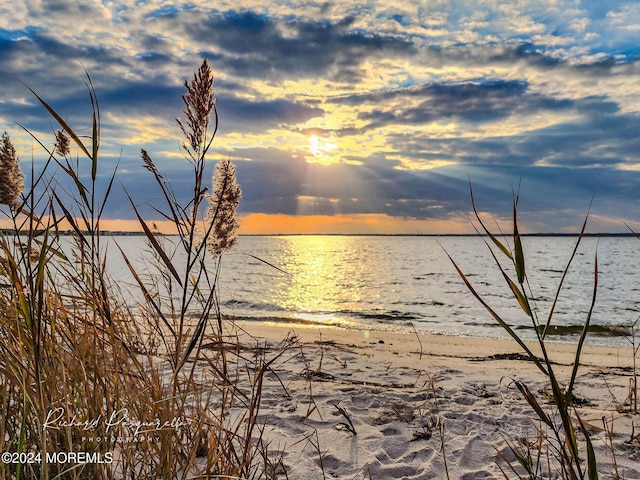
[106,235,640,347]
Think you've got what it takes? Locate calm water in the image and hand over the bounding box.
[106,235,640,346]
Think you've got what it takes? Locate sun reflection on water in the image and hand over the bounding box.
[267,236,370,327]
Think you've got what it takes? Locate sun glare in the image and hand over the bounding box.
[308,135,337,163]
[267,236,363,328]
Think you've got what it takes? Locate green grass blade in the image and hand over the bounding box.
[548,365,581,474]
[469,182,513,260]
[542,205,591,339]
[443,248,547,375]
[567,252,598,398]
[476,230,533,317]
[513,203,526,284]
[575,410,599,480]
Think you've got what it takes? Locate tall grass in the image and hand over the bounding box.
[445,185,600,480]
[0,60,287,479]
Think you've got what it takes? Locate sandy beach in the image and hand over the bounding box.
[226,321,640,479]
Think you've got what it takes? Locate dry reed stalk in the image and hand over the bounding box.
[0,59,288,480]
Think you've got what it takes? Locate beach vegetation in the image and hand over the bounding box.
[445,185,601,479]
[0,60,290,480]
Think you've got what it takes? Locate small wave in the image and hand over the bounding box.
[351,310,420,322]
[225,314,325,327]
[394,300,447,307]
[223,299,287,312]
[516,324,633,337]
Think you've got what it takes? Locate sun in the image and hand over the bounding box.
[308,135,337,161]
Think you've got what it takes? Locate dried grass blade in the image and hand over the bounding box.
[125,190,183,288]
[34,232,49,297]
[52,192,89,248]
[57,158,90,208]
[116,243,175,337]
[20,81,92,160]
[98,160,119,221]
[16,394,27,480]
[2,246,32,330]
[625,222,640,239]
[32,238,66,262]
[242,253,290,275]
[514,381,552,427]
[84,74,100,180]
[92,109,98,179]
[505,274,532,317]
[177,315,208,373]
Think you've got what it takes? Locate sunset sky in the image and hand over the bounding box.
[2,1,640,233]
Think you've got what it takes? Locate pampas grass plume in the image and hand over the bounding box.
[177,59,215,160]
[205,157,241,258]
[54,129,70,157]
[0,131,24,209]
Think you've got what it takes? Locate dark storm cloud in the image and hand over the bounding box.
[25,32,128,68]
[381,93,638,173]
[422,41,635,78]
[371,123,640,222]
[0,32,131,106]
[359,81,530,126]
[216,96,324,129]
[180,10,416,81]
[329,80,575,130]
[204,76,640,223]
[334,80,526,107]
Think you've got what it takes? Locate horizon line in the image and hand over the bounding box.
[14,230,637,238]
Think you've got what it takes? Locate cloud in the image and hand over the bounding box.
[179,10,416,81]
[217,96,324,133]
[2,1,640,232]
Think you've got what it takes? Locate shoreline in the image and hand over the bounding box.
[234,320,637,370]
[224,320,639,479]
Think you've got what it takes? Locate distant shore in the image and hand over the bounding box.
[6,229,637,237]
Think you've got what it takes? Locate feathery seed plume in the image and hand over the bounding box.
[141,149,160,176]
[205,158,241,258]
[176,59,216,160]
[54,129,70,157]
[0,132,24,209]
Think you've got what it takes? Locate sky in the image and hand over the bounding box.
[1,1,640,234]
